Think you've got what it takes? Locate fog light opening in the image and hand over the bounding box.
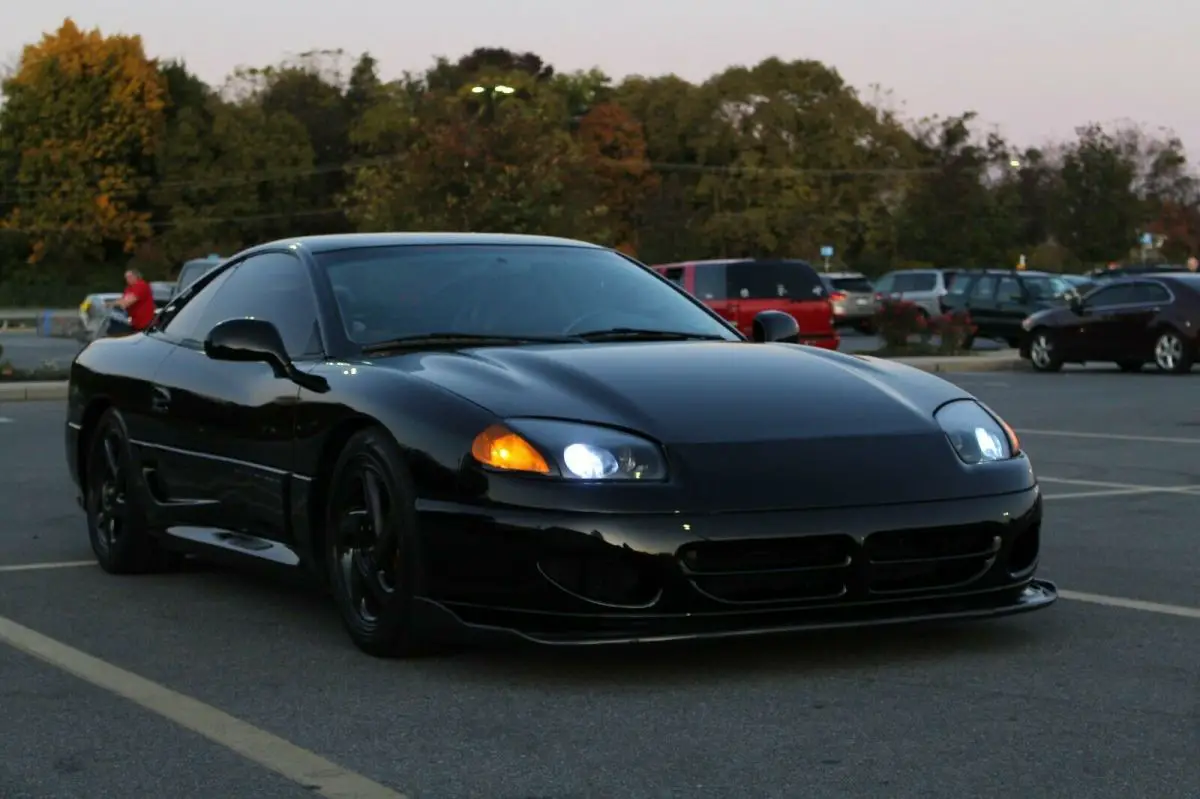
[538,553,662,609]
[1008,524,1039,577]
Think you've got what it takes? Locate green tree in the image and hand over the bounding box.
[893,113,1018,266]
[0,18,165,272]
[1051,124,1143,263]
[342,74,582,236]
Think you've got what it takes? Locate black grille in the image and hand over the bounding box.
[863,526,1000,594]
[677,535,854,604]
[676,525,1006,605]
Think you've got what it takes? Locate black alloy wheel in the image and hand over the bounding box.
[1028,329,1063,372]
[325,427,431,657]
[84,409,171,573]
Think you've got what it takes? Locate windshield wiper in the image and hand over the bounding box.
[360,332,579,353]
[571,328,729,342]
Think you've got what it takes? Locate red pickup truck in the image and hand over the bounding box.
[652,258,840,350]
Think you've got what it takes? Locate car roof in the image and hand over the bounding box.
[251,232,604,255]
[657,258,816,268]
[822,271,867,278]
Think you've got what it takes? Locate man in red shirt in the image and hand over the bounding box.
[109,269,156,332]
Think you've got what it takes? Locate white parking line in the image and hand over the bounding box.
[0,560,95,573]
[1039,476,1200,495]
[1022,429,1200,445]
[1059,590,1200,620]
[0,614,409,798]
[1041,488,1172,501]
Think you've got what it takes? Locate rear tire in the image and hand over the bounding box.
[324,427,435,657]
[1153,329,1192,374]
[84,409,173,574]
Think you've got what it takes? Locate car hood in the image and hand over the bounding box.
[380,342,1032,510]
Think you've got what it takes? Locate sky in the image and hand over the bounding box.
[4,0,1199,155]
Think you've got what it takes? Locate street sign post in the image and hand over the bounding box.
[820,245,833,271]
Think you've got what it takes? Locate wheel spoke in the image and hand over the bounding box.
[363,468,395,562]
[102,436,120,478]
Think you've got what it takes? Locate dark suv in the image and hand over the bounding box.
[942,269,1075,348]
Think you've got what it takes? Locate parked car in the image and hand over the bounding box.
[172,254,223,298]
[1087,264,1188,283]
[871,269,961,317]
[652,258,839,349]
[943,269,1075,348]
[1019,274,1200,373]
[65,232,1053,657]
[819,271,879,333]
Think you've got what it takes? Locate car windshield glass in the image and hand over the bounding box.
[316,244,741,345]
[1023,276,1072,299]
[830,277,873,293]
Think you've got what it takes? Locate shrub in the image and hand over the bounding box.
[932,310,977,354]
[873,299,928,349]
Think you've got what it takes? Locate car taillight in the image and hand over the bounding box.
[830,291,847,301]
[874,292,884,300]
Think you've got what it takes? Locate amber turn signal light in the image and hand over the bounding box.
[1000,419,1021,455]
[470,424,551,474]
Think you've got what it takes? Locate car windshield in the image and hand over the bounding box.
[829,276,873,293]
[1023,275,1072,299]
[316,244,741,345]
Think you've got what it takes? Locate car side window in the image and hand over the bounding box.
[970,275,998,300]
[906,273,937,292]
[693,265,725,300]
[190,252,323,359]
[1086,285,1136,307]
[1130,282,1171,304]
[947,275,971,296]
[873,274,895,293]
[662,267,684,287]
[995,277,1022,303]
[159,266,236,341]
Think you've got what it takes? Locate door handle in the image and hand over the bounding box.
[150,385,171,413]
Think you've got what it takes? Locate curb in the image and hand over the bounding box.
[898,356,1032,374]
[0,381,69,401]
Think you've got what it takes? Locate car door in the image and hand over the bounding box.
[146,251,323,543]
[963,274,999,335]
[1110,281,1169,359]
[992,276,1028,339]
[1071,284,1140,360]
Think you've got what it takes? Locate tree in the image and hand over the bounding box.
[0,19,165,271]
[572,102,658,254]
[1052,124,1143,264]
[893,113,1018,266]
[342,75,582,237]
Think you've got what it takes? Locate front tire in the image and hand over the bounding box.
[324,427,433,657]
[1028,329,1063,372]
[84,409,171,574]
[1153,329,1192,374]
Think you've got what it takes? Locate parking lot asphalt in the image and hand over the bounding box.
[1,370,1196,799]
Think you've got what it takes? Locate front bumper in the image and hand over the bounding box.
[412,486,1054,646]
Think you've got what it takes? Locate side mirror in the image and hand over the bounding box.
[752,310,800,343]
[1068,295,1084,314]
[205,318,290,372]
[204,318,330,392]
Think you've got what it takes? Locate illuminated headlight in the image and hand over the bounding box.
[934,399,1020,464]
[506,418,668,481]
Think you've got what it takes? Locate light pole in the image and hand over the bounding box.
[471,84,515,121]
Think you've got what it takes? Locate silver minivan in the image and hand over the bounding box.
[871,269,961,318]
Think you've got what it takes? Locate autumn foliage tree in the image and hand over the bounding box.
[0,19,165,275]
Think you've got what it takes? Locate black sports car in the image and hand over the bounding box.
[65,233,1056,656]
